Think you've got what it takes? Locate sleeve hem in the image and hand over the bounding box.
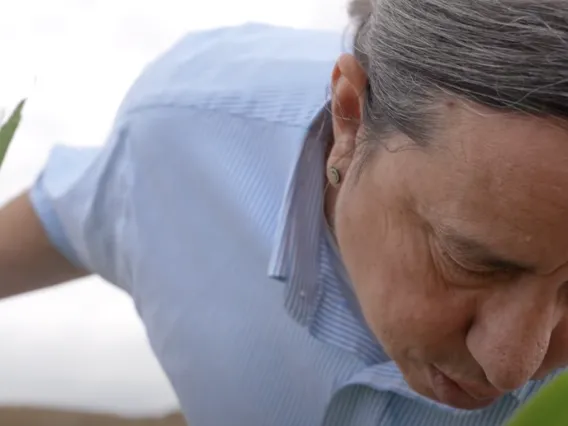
[29,178,85,270]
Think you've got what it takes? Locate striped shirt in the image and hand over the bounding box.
[30,23,561,426]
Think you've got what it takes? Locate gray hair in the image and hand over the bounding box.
[348,0,568,147]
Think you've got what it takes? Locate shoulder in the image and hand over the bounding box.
[117,23,344,127]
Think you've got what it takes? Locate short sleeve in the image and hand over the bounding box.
[29,119,134,292]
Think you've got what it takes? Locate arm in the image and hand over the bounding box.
[0,191,89,300]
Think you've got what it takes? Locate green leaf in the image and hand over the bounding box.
[505,372,568,426]
[0,99,26,170]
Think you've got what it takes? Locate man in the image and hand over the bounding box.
[3,1,568,424]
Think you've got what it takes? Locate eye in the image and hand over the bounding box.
[439,247,493,280]
[433,239,517,283]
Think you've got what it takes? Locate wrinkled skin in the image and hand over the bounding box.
[326,53,568,409]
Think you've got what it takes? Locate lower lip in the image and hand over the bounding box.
[427,367,499,410]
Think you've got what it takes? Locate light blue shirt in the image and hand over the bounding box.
[30,23,561,425]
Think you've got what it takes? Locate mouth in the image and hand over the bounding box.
[427,365,503,410]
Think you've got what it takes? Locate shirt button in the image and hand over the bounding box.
[299,290,306,298]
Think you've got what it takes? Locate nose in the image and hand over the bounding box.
[466,283,556,392]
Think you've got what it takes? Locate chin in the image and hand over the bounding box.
[430,390,499,411]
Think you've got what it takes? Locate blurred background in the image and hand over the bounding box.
[0,0,348,424]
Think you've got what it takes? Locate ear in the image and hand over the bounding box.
[329,54,368,179]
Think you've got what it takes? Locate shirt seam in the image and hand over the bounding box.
[120,99,323,130]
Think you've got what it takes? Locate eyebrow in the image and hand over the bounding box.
[438,227,537,274]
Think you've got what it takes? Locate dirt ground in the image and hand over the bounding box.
[0,407,186,426]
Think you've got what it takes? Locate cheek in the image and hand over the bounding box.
[334,179,473,361]
[541,317,568,373]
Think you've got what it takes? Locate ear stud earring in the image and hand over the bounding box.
[328,166,341,185]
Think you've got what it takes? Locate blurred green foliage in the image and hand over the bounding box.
[0,99,26,170]
[505,371,568,425]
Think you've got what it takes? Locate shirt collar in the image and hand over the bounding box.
[268,102,332,325]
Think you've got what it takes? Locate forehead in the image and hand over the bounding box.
[407,103,568,270]
[431,103,568,201]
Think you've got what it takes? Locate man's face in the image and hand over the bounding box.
[334,102,568,410]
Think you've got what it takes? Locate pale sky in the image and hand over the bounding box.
[0,0,348,417]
